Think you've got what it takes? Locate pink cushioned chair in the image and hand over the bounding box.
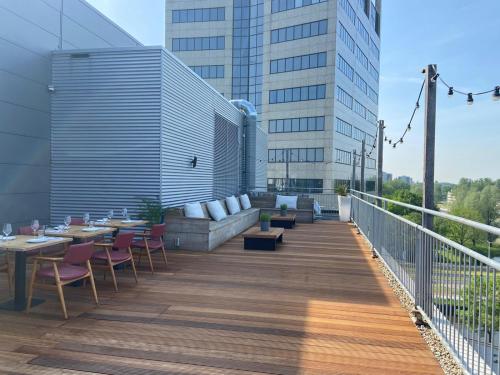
[27,241,98,319]
[132,224,167,274]
[92,232,137,291]
[18,226,34,235]
[71,218,85,225]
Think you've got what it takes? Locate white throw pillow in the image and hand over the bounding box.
[184,202,205,218]
[206,200,227,222]
[275,195,298,210]
[225,196,241,215]
[240,194,251,210]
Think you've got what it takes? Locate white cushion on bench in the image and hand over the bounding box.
[207,200,227,222]
[240,194,251,210]
[184,202,205,218]
[225,196,241,215]
[275,195,298,210]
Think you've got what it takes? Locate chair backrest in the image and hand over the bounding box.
[71,218,85,225]
[18,226,33,235]
[113,232,135,250]
[63,242,94,264]
[150,224,166,240]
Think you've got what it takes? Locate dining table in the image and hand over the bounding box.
[0,235,73,311]
[94,219,148,229]
[45,225,115,242]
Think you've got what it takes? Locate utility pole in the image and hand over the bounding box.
[360,139,366,193]
[377,120,384,205]
[423,64,437,230]
[351,149,357,191]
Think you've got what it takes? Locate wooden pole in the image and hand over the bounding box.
[423,64,437,230]
[377,120,384,204]
[360,139,366,192]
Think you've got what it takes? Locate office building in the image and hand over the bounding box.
[166,0,382,192]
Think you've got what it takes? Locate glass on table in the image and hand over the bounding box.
[122,208,128,220]
[38,225,46,238]
[64,216,71,230]
[31,219,40,236]
[2,223,12,240]
[107,209,114,220]
[83,213,90,225]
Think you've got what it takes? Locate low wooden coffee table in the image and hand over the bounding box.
[271,214,296,229]
[243,227,284,251]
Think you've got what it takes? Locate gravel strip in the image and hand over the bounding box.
[373,255,465,375]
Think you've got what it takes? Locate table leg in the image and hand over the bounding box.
[0,252,44,311]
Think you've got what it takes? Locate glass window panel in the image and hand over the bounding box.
[284,88,293,102]
[194,38,202,50]
[269,120,276,133]
[217,65,224,78]
[286,26,294,41]
[209,65,217,78]
[278,28,286,42]
[187,38,194,50]
[172,39,180,51]
[202,37,210,50]
[316,116,325,130]
[316,148,324,162]
[269,90,277,104]
[292,87,301,101]
[307,117,316,131]
[201,66,209,78]
[301,55,309,69]
[292,118,300,132]
[299,149,307,162]
[317,84,326,99]
[294,25,303,39]
[300,87,308,100]
[299,118,308,131]
[270,60,277,74]
[271,30,279,43]
[302,23,311,37]
[310,21,319,36]
[319,19,328,34]
[218,7,225,20]
[276,119,284,132]
[277,89,285,103]
[194,9,202,22]
[309,53,318,68]
[318,52,327,66]
[284,119,292,132]
[209,8,217,21]
[276,149,285,162]
[277,59,285,72]
[268,149,275,162]
[172,10,179,23]
[293,56,301,70]
[187,9,195,22]
[308,86,317,100]
[217,36,225,49]
[285,57,293,71]
[290,148,299,162]
[307,148,315,162]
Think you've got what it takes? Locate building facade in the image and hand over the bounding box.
[165,0,382,193]
[0,0,141,228]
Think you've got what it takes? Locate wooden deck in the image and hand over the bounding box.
[0,221,442,374]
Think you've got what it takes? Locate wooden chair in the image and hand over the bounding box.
[70,218,85,225]
[27,242,98,319]
[92,232,137,291]
[0,253,12,294]
[18,226,34,235]
[132,224,167,274]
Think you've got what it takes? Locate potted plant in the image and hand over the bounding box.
[260,213,271,231]
[335,185,351,222]
[137,197,164,227]
[280,203,288,217]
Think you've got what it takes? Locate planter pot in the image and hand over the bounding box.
[260,221,270,231]
[338,195,352,222]
[280,209,287,217]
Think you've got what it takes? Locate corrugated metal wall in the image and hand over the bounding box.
[51,48,162,223]
[51,47,246,222]
[213,114,240,199]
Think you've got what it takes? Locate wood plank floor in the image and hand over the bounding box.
[0,221,442,374]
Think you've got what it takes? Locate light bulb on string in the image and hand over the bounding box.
[467,93,474,105]
[407,124,411,131]
[493,86,500,101]
[448,87,454,97]
[415,101,420,109]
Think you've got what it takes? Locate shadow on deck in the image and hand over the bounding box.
[0,221,442,374]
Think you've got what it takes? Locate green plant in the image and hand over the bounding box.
[335,184,349,196]
[137,197,164,226]
[280,204,288,210]
[260,213,271,222]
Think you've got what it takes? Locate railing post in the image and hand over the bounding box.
[415,229,423,309]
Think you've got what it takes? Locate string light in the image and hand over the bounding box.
[438,76,499,105]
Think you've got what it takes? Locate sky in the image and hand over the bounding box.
[87,0,500,184]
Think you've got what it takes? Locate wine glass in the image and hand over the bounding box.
[122,208,128,220]
[31,219,40,236]
[107,209,114,221]
[83,213,90,225]
[2,223,12,240]
[64,216,71,230]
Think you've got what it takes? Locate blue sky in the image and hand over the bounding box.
[87,0,499,183]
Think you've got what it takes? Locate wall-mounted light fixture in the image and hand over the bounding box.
[191,156,197,168]
[48,85,55,93]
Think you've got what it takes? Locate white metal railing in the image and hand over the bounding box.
[351,190,500,375]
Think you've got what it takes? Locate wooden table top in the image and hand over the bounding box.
[0,235,72,252]
[45,225,115,239]
[271,214,296,221]
[243,227,284,239]
[94,219,148,228]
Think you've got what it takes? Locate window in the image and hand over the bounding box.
[337,54,354,81]
[353,126,365,141]
[354,73,367,94]
[370,38,380,60]
[336,117,352,137]
[355,45,369,70]
[268,178,323,193]
[270,19,328,44]
[172,36,225,51]
[356,17,369,45]
[338,0,356,25]
[338,22,355,52]
[370,2,376,29]
[369,62,379,82]
[353,100,366,118]
[366,109,377,124]
[367,157,376,169]
[336,86,353,108]
[271,0,327,13]
[270,52,327,74]
[335,148,352,165]
[368,86,378,104]
[268,148,324,163]
[172,7,225,23]
[189,65,225,79]
[269,116,325,133]
[269,84,326,104]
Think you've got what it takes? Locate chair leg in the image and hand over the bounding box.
[5,255,13,295]
[137,249,142,266]
[26,259,38,313]
[53,264,68,320]
[160,244,168,268]
[104,249,118,292]
[86,261,99,305]
[145,246,154,275]
[128,247,138,283]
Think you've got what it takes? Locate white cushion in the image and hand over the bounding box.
[184,202,205,218]
[225,196,241,215]
[206,200,227,222]
[275,195,298,210]
[240,194,251,210]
